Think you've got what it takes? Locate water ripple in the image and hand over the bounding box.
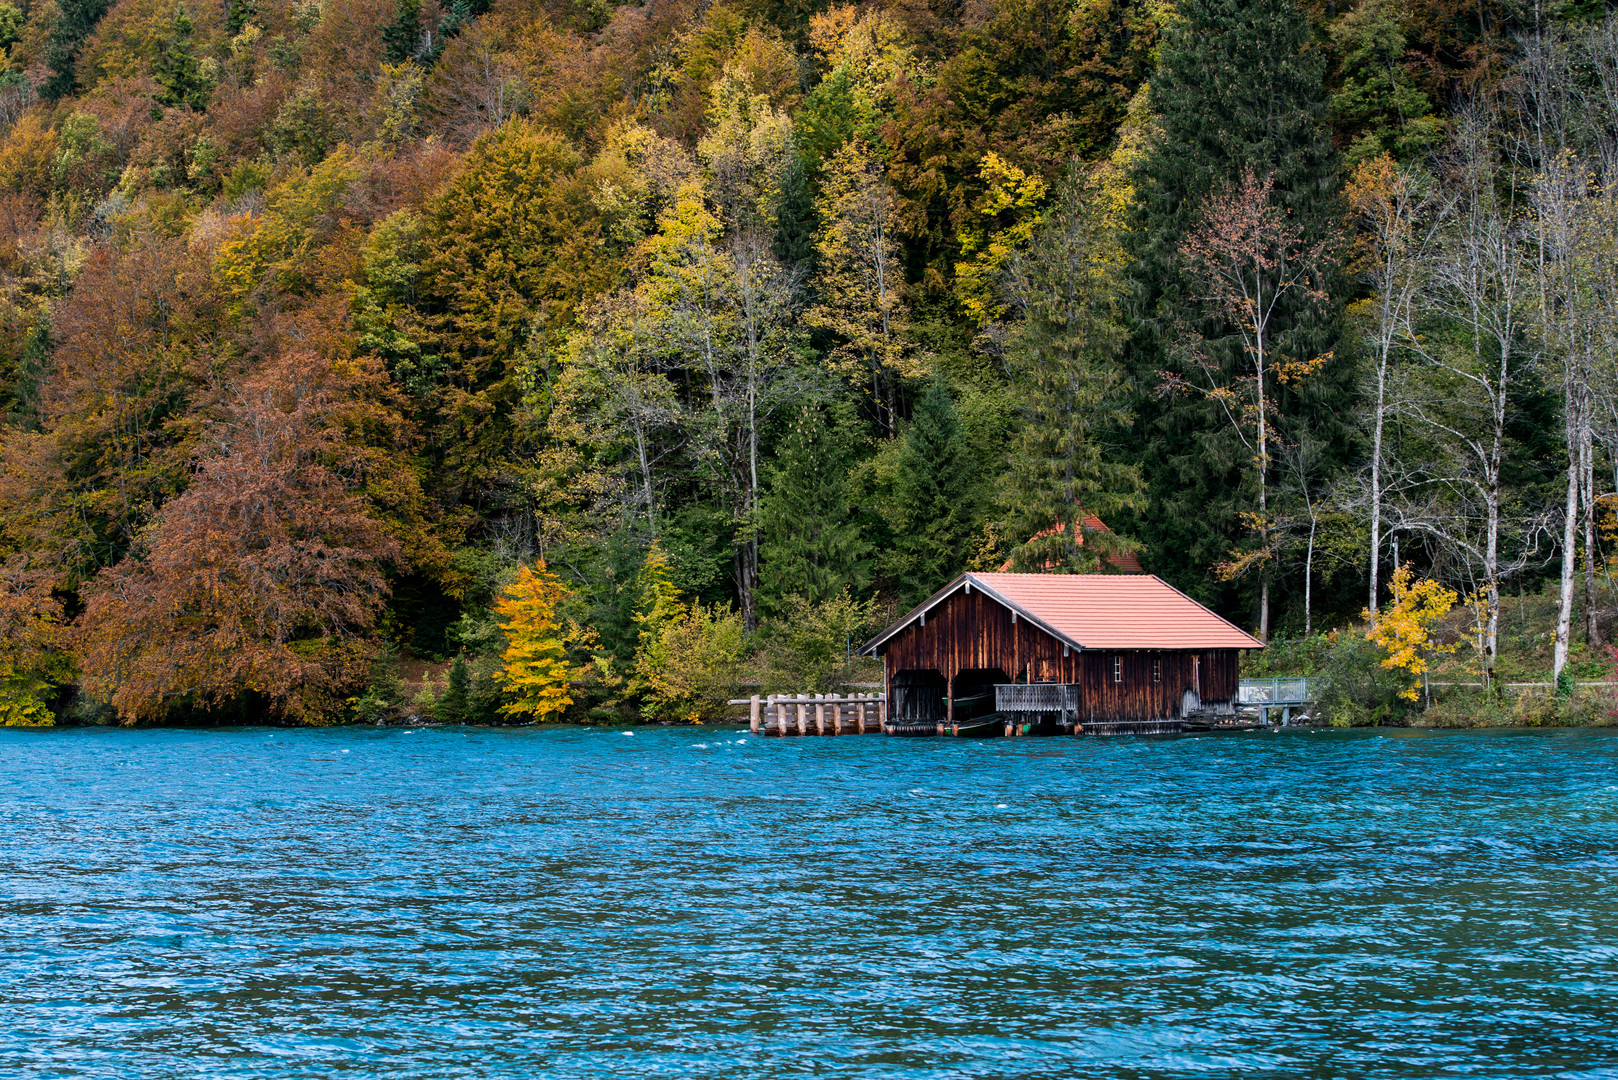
[3,726,1617,1078]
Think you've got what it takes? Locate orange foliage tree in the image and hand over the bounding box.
[493,562,576,721]
[76,354,401,723]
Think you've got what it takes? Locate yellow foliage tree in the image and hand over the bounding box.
[493,562,575,722]
[627,544,746,723]
[634,539,680,625]
[953,152,1047,326]
[633,601,746,724]
[0,559,69,727]
[1365,563,1457,702]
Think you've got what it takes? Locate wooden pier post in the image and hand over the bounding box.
[796,700,807,736]
[750,695,761,735]
[857,696,867,734]
[815,694,826,735]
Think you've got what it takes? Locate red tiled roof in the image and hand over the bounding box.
[971,573,1262,650]
[998,513,1145,573]
[864,572,1263,653]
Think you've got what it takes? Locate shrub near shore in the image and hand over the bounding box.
[1245,580,1618,729]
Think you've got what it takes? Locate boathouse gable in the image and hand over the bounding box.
[862,573,1262,727]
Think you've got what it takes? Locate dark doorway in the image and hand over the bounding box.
[952,668,1009,721]
[891,669,946,721]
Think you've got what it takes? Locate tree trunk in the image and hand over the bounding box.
[1553,417,1578,686]
[1484,478,1500,695]
[736,539,758,633]
[1582,406,1599,647]
[1305,511,1316,636]
[1369,343,1387,620]
[1256,351,1269,642]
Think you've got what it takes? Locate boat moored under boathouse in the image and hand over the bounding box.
[860,573,1264,735]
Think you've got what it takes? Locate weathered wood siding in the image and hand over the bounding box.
[879,585,1240,721]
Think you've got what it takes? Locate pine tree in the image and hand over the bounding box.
[773,150,817,268]
[493,563,574,721]
[1001,170,1143,574]
[437,657,471,724]
[757,399,869,613]
[884,377,976,604]
[808,141,920,435]
[1121,0,1350,613]
[154,5,209,111]
[226,0,256,36]
[42,0,112,101]
[382,0,422,64]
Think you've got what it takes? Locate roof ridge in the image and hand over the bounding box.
[861,570,1264,655]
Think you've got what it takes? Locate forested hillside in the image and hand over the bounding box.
[0,0,1614,724]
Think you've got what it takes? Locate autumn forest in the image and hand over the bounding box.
[0,0,1615,725]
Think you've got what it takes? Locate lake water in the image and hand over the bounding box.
[4,726,1618,1079]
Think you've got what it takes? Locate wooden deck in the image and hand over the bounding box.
[736,694,886,736]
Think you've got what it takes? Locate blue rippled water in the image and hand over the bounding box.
[4,725,1618,1079]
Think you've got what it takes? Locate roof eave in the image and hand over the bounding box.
[859,573,1086,656]
[858,574,971,656]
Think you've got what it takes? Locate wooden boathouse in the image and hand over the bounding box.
[860,573,1264,734]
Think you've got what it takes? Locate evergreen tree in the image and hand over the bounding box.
[154,5,209,111]
[1328,0,1443,167]
[884,376,976,604]
[351,642,406,723]
[438,656,471,723]
[758,399,869,613]
[382,0,422,64]
[773,150,817,268]
[1001,171,1143,573]
[226,0,256,36]
[1121,0,1351,613]
[42,0,112,101]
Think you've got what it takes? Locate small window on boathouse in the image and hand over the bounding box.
[1113,655,1122,683]
[1153,658,1161,683]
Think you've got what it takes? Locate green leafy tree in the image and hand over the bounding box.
[226,0,256,36]
[382,0,422,63]
[632,540,681,661]
[418,120,617,500]
[351,642,406,723]
[808,140,920,434]
[1328,0,1443,167]
[632,601,746,723]
[763,590,876,693]
[438,656,471,723]
[43,0,112,101]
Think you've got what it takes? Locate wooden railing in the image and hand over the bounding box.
[729,693,887,736]
[1237,678,1313,706]
[995,684,1079,713]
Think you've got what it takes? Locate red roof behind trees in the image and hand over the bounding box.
[1000,513,1145,573]
[864,572,1264,654]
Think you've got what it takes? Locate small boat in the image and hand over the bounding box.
[948,714,1006,738]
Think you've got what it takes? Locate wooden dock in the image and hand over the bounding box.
[734,687,1267,739]
[736,694,887,736]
